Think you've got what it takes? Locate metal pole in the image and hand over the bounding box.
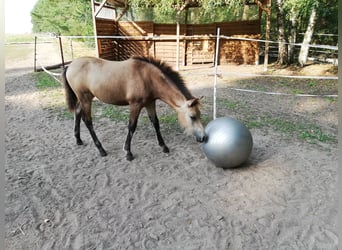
[34,36,37,72]
[213,27,220,120]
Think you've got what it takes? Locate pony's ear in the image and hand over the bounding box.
[187,98,200,107]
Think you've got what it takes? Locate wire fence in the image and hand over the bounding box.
[32,33,338,73]
[29,33,338,102]
[32,33,337,80]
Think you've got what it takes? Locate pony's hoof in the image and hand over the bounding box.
[126,152,134,161]
[76,139,83,145]
[163,146,170,153]
[100,150,108,157]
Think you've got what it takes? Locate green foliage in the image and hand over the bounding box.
[127,0,249,23]
[31,0,93,35]
[265,0,338,45]
[30,0,337,47]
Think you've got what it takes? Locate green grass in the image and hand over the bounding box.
[217,99,240,111]
[99,105,130,122]
[212,97,336,144]
[33,71,336,144]
[96,104,211,132]
[34,72,60,89]
[233,77,337,96]
[299,127,336,143]
[5,34,36,43]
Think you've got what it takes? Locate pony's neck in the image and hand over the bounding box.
[157,80,188,110]
[149,64,191,110]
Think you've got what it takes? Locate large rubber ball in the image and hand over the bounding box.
[202,117,253,169]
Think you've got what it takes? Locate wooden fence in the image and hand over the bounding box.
[95,19,261,65]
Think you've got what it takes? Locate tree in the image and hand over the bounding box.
[128,0,247,24]
[30,0,337,66]
[279,0,338,66]
[276,0,287,65]
[288,9,297,64]
[31,0,93,36]
[297,1,317,66]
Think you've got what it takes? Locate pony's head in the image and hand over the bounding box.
[177,98,206,143]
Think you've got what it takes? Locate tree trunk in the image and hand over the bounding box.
[298,5,317,67]
[242,5,250,20]
[276,0,287,65]
[288,10,297,64]
[254,0,271,71]
[264,5,271,71]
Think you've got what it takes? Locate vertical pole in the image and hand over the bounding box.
[213,27,220,120]
[70,38,74,60]
[91,0,99,58]
[183,8,188,66]
[58,35,65,68]
[34,36,37,72]
[264,2,271,71]
[176,14,180,71]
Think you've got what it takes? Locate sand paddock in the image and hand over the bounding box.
[5,57,338,249]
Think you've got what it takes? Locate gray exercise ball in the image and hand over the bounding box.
[202,117,253,168]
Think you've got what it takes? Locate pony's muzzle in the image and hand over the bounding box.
[195,131,206,143]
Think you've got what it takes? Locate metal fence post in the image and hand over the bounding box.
[34,36,37,72]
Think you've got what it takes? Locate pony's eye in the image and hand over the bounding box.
[190,116,196,121]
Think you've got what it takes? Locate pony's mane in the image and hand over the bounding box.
[132,56,194,100]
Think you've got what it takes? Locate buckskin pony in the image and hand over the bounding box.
[62,56,205,161]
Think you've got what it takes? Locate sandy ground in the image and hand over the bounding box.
[5,48,338,249]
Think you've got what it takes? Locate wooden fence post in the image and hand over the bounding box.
[58,35,65,68]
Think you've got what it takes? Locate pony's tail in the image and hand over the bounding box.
[61,67,78,112]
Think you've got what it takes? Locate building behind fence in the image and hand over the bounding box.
[91,0,268,66]
[95,19,261,65]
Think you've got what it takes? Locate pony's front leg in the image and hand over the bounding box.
[124,105,142,161]
[85,120,108,157]
[145,102,169,153]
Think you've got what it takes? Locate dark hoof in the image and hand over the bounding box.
[76,139,83,145]
[163,146,170,153]
[126,152,134,161]
[100,149,107,157]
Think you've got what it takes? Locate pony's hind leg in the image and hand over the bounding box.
[146,102,169,153]
[81,101,107,157]
[74,103,83,145]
